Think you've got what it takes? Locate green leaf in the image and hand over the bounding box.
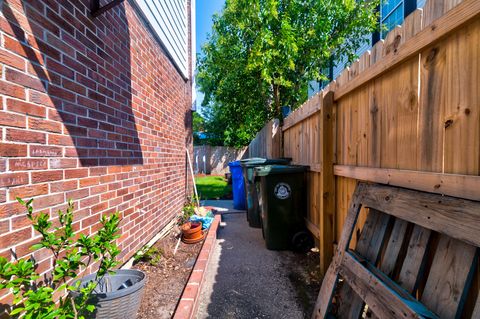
[30,243,44,251]
[10,307,25,315]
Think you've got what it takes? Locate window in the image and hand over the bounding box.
[380,0,404,38]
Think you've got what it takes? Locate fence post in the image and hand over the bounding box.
[319,91,336,275]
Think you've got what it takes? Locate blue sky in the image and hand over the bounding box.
[195,0,224,113]
[196,0,224,56]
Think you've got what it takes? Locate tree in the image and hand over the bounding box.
[197,0,379,147]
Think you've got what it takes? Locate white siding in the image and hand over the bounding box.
[133,0,189,78]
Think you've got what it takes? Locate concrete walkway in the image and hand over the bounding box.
[196,211,314,319]
[201,199,246,214]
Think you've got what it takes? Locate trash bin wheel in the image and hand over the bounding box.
[292,231,313,253]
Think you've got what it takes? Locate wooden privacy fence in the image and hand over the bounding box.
[249,0,480,276]
[248,119,282,158]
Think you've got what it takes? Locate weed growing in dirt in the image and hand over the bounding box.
[134,246,164,266]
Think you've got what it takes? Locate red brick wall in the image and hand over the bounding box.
[0,0,193,306]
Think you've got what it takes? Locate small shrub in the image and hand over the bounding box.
[0,198,121,319]
[177,196,198,225]
[133,246,164,266]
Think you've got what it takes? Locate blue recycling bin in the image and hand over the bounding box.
[228,161,246,210]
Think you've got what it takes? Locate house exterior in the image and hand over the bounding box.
[308,0,427,96]
[0,0,194,307]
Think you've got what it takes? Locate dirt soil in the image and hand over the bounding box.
[285,250,322,317]
[133,231,203,319]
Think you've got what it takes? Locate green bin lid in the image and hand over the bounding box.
[240,157,291,167]
[254,165,309,176]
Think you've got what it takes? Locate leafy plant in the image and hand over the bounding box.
[133,246,163,266]
[177,196,198,225]
[0,198,121,319]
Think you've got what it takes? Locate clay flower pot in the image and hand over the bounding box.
[181,221,204,243]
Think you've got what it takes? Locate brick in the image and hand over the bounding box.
[5,68,46,92]
[7,99,46,117]
[174,300,194,319]
[11,215,31,230]
[46,107,63,122]
[47,58,74,78]
[0,80,25,99]
[48,85,76,102]
[0,48,24,70]
[32,193,64,209]
[89,167,107,176]
[28,117,63,133]
[0,190,6,203]
[0,201,25,219]
[188,270,204,284]
[6,128,46,143]
[0,111,26,128]
[9,184,49,200]
[30,145,62,157]
[0,220,8,233]
[0,143,27,157]
[9,159,47,171]
[29,91,55,107]
[32,170,63,183]
[80,196,99,209]
[49,158,77,169]
[81,214,99,229]
[66,188,89,200]
[182,283,199,300]
[48,134,73,146]
[65,168,88,179]
[0,228,31,250]
[50,180,77,193]
[0,173,28,187]
[100,190,116,201]
[62,78,86,95]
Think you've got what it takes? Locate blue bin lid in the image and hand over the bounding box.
[228,160,241,167]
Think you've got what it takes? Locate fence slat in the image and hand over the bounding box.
[319,91,336,274]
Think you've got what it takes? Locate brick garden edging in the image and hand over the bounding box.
[173,214,221,319]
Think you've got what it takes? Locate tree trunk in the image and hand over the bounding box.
[272,84,284,157]
[273,84,282,124]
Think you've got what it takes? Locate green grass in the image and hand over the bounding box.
[195,175,232,200]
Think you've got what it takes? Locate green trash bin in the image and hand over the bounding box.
[254,165,313,251]
[240,158,291,228]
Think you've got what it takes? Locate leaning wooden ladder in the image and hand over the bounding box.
[312,182,480,319]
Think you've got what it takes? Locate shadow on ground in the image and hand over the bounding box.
[196,213,321,319]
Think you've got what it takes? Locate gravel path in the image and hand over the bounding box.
[196,212,319,319]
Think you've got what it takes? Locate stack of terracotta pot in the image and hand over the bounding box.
[181,221,204,244]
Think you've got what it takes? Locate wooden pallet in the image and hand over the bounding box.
[312,182,480,319]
